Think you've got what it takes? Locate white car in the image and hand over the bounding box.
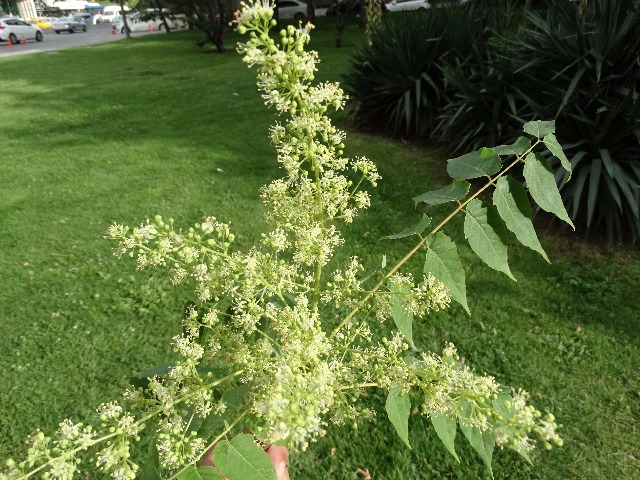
[385,0,430,12]
[0,17,44,44]
[114,11,184,33]
[275,0,312,21]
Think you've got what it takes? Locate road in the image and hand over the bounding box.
[0,23,158,58]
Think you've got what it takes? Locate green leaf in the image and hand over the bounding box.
[523,120,555,138]
[493,176,549,262]
[460,424,496,478]
[492,136,531,156]
[139,442,162,480]
[222,384,251,407]
[524,153,574,228]
[384,215,432,240]
[413,180,470,206]
[509,443,533,466]
[385,387,411,449]
[213,433,276,480]
[389,280,416,349]
[424,232,469,314]
[177,466,224,480]
[431,414,459,462]
[463,199,515,280]
[447,148,502,180]
[543,133,571,179]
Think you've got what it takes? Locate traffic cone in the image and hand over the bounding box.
[148,23,153,32]
[7,38,13,47]
[20,35,27,45]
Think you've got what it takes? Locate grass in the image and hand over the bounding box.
[1,17,639,480]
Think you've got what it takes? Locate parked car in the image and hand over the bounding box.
[96,5,129,24]
[53,16,88,33]
[114,11,184,33]
[275,0,311,21]
[0,17,44,43]
[73,13,93,24]
[384,0,430,12]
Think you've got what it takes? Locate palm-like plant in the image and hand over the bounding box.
[513,0,640,240]
[343,5,485,137]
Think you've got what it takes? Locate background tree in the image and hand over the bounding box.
[167,0,233,52]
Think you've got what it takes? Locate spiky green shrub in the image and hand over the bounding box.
[343,5,486,137]
[437,0,640,240]
[515,0,640,241]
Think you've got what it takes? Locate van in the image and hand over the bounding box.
[97,5,129,24]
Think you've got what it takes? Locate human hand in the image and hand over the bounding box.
[201,443,290,480]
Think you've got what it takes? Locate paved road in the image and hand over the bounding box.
[0,23,158,58]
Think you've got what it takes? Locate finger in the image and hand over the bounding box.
[267,446,290,480]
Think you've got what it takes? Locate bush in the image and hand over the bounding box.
[444,0,640,241]
[343,5,486,137]
[512,0,640,241]
[349,0,640,241]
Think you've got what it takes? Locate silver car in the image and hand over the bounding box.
[53,16,88,34]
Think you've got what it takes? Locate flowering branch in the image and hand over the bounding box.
[2,2,568,479]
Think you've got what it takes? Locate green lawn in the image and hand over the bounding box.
[1,19,639,479]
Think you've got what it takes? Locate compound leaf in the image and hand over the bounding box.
[384,215,432,240]
[493,176,549,262]
[431,414,459,462]
[523,120,555,138]
[447,148,502,180]
[413,180,470,206]
[385,387,411,449]
[389,280,416,349]
[213,433,275,480]
[464,199,515,280]
[524,153,574,228]
[424,232,469,314]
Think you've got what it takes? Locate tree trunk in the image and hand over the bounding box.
[154,0,172,32]
[306,0,316,22]
[119,0,130,39]
[335,8,344,47]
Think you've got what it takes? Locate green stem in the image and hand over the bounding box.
[329,144,537,339]
[166,409,250,480]
[15,370,246,480]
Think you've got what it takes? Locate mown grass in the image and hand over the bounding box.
[1,17,639,480]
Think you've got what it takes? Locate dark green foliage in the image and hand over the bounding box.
[343,5,486,137]
[442,0,640,241]
[347,0,640,241]
[513,0,640,241]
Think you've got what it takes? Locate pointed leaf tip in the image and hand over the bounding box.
[447,148,501,181]
[523,120,555,138]
[431,414,459,462]
[424,232,469,314]
[493,176,549,262]
[384,215,432,240]
[389,280,416,349]
[413,180,470,206]
[386,387,411,449]
[463,199,515,281]
[524,153,574,229]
